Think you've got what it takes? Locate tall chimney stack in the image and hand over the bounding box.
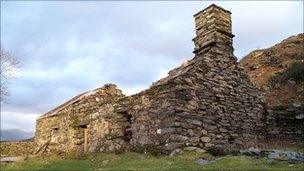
[193,4,234,55]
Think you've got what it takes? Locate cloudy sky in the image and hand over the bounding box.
[1,1,303,132]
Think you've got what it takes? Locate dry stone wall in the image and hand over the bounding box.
[130,47,265,152]
[267,103,304,141]
[35,84,124,155]
[0,141,34,157]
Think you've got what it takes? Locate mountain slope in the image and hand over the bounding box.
[240,33,304,107]
[0,129,34,141]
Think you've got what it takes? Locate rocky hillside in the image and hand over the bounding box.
[240,34,304,107]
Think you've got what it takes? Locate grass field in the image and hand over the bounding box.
[1,152,303,171]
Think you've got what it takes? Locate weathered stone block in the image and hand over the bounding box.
[200,136,211,143]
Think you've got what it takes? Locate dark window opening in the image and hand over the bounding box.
[52,127,59,131]
[79,125,87,129]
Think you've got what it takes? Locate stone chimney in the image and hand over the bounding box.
[193,4,234,55]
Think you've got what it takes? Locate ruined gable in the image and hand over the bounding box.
[35,84,124,154]
[96,4,266,153]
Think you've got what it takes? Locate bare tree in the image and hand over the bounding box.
[1,47,20,102]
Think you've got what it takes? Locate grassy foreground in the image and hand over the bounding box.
[1,152,303,171]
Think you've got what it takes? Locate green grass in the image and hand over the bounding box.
[1,152,303,171]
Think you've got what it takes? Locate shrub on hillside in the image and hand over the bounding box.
[284,60,304,81]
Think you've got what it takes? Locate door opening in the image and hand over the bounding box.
[121,111,132,142]
[79,125,88,154]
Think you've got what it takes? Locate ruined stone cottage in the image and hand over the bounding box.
[35,4,267,155]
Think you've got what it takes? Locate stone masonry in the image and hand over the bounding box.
[35,84,124,155]
[0,141,34,157]
[34,4,267,156]
[267,103,304,141]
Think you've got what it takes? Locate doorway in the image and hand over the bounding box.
[121,111,132,142]
[79,125,88,154]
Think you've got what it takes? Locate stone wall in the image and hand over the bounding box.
[35,84,124,155]
[0,141,34,157]
[267,103,304,141]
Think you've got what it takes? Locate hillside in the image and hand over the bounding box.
[240,34,304,107]
[0,129,34,141]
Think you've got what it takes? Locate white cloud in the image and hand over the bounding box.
[1,111,39,132]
